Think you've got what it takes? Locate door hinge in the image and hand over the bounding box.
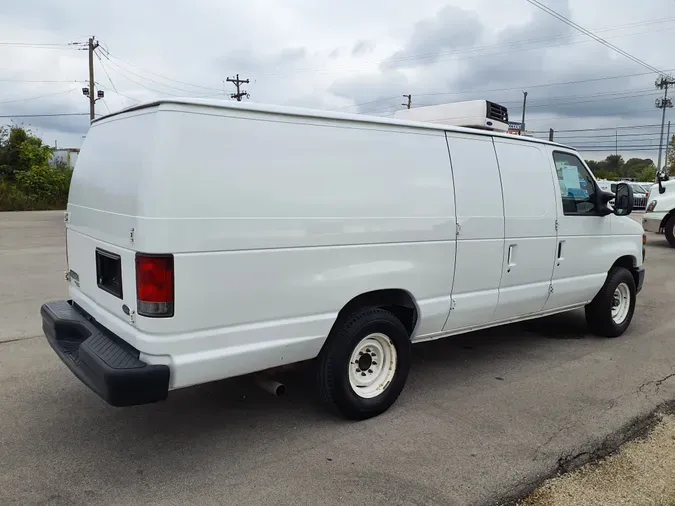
[64,211,70,223]
[129,310,136,325]
[451,298,457,310]
[555,219,559,231]
[549,284,554,294]
[456,224,462,237]
[129,228,135,244]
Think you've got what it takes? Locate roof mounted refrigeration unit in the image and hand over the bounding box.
[393,100,509,132]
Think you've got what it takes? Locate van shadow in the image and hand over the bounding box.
[26,309,597,500]
[92,311,592,447]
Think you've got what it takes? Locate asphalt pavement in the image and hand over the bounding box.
[1,211,674,506]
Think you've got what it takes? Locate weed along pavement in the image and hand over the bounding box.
[2,210,675,506]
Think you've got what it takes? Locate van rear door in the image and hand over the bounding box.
[65,106,159,327]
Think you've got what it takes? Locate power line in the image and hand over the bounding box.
[99,47,222,93]
[0,112,88,118]
[95,83,140,104]
[525,106,662,123]
[341,69,675,111]
[531,124,661,133]
[555,131,663,139]
[100,99,111,114]
[577,147,664,152]
[254,20,675,80]
[0,88,76,105]
[94,50,119,95]
[0,78,84,83]
[97,51,189,95]
[0,42,83,51]
[499,90,659,109]
[523,0,664,74]
[97,58,185,97]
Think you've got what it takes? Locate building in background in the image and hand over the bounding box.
[50,148,80,168]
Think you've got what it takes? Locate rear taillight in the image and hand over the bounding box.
[136,254,174,317]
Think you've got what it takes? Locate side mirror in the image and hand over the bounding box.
[614,183,634,216]
[658,172,666,194]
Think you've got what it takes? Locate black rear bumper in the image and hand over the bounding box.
[41,301,169,407]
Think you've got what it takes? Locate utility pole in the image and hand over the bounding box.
[549,128,554,142]
[665,120,672,177]
[655,75,675,170]
[88,37,99,122]
[226,74,250,101]
[521,91,528,134]
[615,129,618,157]
[80,37,103,122]
[402,94,412,109]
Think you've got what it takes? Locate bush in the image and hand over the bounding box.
[0,124,71,211]
[0,167,71,211]
[16,165,72,200]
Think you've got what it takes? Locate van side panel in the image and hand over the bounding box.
[442,133,504,332]
[110,106,458,387]
[492,140,558,319]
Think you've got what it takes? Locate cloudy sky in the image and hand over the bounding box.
[1,0,673,162]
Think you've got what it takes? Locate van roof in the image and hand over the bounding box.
[94,97,576,151]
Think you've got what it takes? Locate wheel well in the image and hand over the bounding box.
[336,289,419,337]
[612,255,638,287]
[660,209,675,229]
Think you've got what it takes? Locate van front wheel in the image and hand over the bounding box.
[316,308,411,420]
[665,215,675,247]
[585,266,636,338]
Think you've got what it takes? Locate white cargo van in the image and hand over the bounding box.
[42,99,645,420]
[643,173,675,246]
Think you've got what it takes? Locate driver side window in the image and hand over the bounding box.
[553,152,598,216]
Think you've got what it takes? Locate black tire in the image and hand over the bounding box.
[316,308,411,420]
[665,215,675,248]
[585,266,636,338]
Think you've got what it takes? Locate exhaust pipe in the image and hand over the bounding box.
[255,376,287,396]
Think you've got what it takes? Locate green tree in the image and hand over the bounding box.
[0,126,53,179]
[637,165,656,182]
[667,135,675,176]
[16,165,72,200]
[604,154,625,175]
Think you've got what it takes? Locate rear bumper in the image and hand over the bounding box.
[41,300,170,407]
[635,266,645,294]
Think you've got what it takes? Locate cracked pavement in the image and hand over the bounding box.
[1,211,675,506]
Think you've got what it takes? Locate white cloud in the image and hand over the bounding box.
[0,0,673,161]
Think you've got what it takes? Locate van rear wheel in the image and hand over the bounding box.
[316,308,411,420]
[585,266,636,338]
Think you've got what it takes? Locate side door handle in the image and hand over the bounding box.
[557,240,565,266]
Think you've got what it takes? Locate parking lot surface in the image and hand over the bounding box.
[1,211,674,506]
